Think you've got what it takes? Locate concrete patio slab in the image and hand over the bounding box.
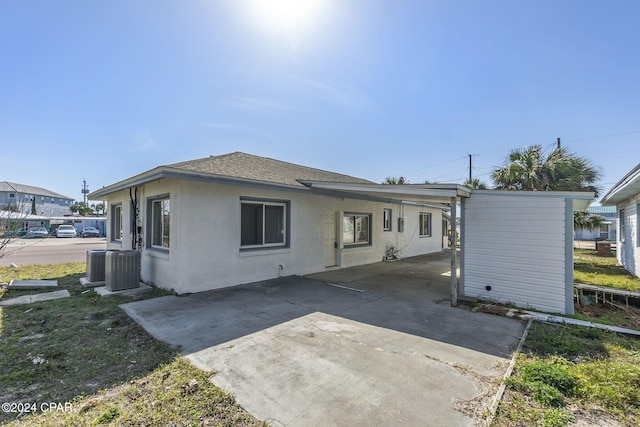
[121,252,526,426]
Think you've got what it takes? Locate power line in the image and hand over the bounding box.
[563,130,640,144]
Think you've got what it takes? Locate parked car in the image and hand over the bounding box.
[56,225,77,238]
[80,227,100,238]
[4,230,27,238]
[27,227,49,238]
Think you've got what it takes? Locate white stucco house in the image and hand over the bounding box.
[90,151,594,315]
[90,152,457,294]
[601,163,640,277]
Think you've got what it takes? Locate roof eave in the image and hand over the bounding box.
[88,167,312,199]
[298,181,468,198]
[600,163,640,206]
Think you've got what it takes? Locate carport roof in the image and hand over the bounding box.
[298,181,470,207]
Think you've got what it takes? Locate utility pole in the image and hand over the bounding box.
[469,154,472,181]
[81,179,90,204]
[557,137,561,149]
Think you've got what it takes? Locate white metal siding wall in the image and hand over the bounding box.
[463,193,570,314]
[617,200,639,277]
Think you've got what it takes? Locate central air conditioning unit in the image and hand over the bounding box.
[105,250,141,291]
[86,250,107,282]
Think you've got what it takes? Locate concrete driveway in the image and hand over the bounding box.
[121,251,526,426]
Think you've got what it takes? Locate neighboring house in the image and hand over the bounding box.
[0,211,51,234]
[574,205,617,241]
[0,181,74,217]
[601,163,640,277]
[90,152,594,315]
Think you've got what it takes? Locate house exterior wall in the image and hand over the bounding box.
[574,222,617,241]
[462,191,573,314]
[104,179,443,294]
[616,197,639,277]
[0,191,73,216]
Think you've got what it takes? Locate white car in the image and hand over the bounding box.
[27,227,49,238]
[56,225,77,238]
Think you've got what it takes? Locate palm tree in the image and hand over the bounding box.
[574,211,604,232]
[463,178,489,189]
[382,176,408,184]
[492,145,601,195]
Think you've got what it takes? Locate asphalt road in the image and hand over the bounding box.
[0,237,107,266]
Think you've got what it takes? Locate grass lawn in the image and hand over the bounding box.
[0,263,264,426]
[574,248,640,292]
[491,248,640,426]
[492,322,640,427]
[573,248,640,330]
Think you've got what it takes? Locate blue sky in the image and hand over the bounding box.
[1,0,639,203]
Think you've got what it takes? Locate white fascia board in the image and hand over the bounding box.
[471,189,594,212]
[600,163,640,206]
[298,181,460,199]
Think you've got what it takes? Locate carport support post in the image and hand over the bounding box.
[450,197,458,307]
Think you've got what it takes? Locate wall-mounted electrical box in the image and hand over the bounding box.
[398,217,404,232]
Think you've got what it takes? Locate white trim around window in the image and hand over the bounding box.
[240,199,289,250]
[383,208,392,231]
[419,212,432,237]
[343,212,372,247]
[148,195,170,250]
[111,204,123,242]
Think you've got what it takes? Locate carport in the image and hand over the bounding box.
[302,182,594,315]
[300,181,470,306]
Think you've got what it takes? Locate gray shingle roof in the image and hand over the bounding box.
[165,152,374,187]
[0,181,73,200]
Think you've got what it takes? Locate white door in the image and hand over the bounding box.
[324,211,338,267]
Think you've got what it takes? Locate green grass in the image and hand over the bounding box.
[492,322,640,427]
[0,263,264,426]
[574,248,640,292]
[6,358,264,427]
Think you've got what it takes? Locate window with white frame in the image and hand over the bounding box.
[343,213,371,246]
[111,204,123,242]
[241,200,287,248]
[149,196,170,249]
[419,212,432,237]
[383,208,392,231]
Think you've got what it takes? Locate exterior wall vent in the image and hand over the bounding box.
[105,250,140,291]
[86,250,107,282]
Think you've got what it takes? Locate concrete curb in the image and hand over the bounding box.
[484,318,533,426]
[510,309,640,337]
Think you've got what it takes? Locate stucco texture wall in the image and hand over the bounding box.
[105,179,444,294]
